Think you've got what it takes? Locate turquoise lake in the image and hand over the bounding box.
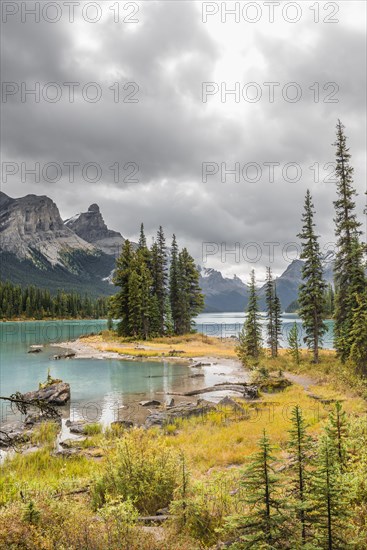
[0,315,334,426]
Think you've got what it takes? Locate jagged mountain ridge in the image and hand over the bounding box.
[0,192,95,264]
[65,204,125,256]
[0,192,115,296]
[0,192,336,306]
[200,254,335,312]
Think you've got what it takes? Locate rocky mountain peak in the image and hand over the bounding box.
[0,192,95,266]
[65,204,124,256]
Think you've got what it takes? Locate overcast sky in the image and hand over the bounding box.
[2,1,366,283]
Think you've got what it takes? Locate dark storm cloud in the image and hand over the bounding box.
[1,1,366,279]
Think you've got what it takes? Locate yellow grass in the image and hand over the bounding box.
[83,332,238,359]
[164,383,366,474]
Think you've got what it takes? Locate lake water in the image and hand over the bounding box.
[0,315,334,426]
[195,312,335,349]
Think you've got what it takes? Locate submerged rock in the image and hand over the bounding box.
[53,352,76,360]
[27,347,42,354]
[23,382,70,405]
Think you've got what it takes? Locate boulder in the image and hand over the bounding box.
[218,396,243,409]
[145,401,217,429]
[23,382,70,405]
[243,385,259,399]
[65,420,87,434]
[25,411,61,427]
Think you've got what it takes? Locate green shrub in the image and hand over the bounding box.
[91,428,180,514]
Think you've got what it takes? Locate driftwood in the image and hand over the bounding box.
[164,384,249,397]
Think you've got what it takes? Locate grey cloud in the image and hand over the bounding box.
[1,1,366,280]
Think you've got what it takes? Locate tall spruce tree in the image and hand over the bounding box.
[287,405,312,546]
[236,270,263,364]
[297,190,327,363]
[127,269,141,338]
[111,239,134,336]
[273,286,282,357]
[265,267,275,357]
[138,222,147,249]
[175,248,204,335]
[311,434,350,549]
[326,402,349,472]
[151,226,168,334]
[287,322,301,365]
[169,234,180,334]
[237,430,284,548]
[265,267,282,358]
[349,290,367,374]
[333,120,366,362]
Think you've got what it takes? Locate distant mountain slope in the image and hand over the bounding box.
[65,204,125,256]
[0,191,338,306]
[200,256,335,313]
[258,259,304,311]
[199,267,249,312]
[0,192,115,296]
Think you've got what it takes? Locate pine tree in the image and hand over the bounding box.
[151,227,168,334]
[176,248,204,335]
[111,240,134,336]
[128,269,141,338]
[348,291,367,374]
[287,322,301,365]
[273,286,282,357]
[236,270,263,364]
[237,430,284,548]
[139,256,154,340]
[169,234,180,334]
[297,190,327,363]
[311,434,350,549]
[333,120,366,362]
[164,296,174,336]
[324,284,335,318]
[265,267,275,357]
[326,401,349,471]
[287,406,312,546]
[138,222,147,249]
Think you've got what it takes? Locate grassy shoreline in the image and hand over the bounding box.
[1,333,366,548]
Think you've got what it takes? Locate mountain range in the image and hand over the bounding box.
[0,192,335,309]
